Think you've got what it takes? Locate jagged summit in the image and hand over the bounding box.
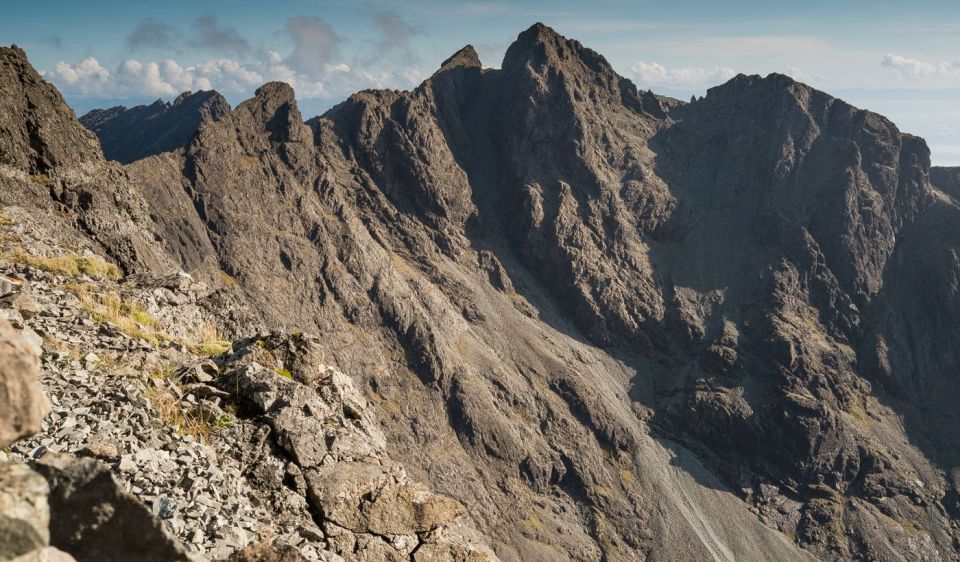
[439,45,482,72]
[705,72,807,97]
[232,81,309,146]
[79,88,229,164]
[501,22,614,76]
[253,81,297,104]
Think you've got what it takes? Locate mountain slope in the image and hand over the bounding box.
[80,90,230,163]
[4,24,960,561]
[0,45,101,173]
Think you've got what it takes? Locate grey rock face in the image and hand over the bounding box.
[0,45,102,173]
[0,318,49,448]
[32,452,192,562]
[932,166,960,199]
[81,90,230,164]
[0,462,50,561]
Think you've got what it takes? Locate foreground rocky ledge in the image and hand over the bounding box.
[0,210,496,561]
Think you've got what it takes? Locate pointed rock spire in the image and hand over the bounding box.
[439,45,482,72]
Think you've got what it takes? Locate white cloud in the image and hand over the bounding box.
[44,58,110,94]
[882,54,960,80]
[44,14,428,106]
[285,16,344,75]
[45,51,424,103]
[631,61,736,88]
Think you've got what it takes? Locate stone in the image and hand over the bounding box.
[78,442,120,462]
[0,319,49,448]
[227,541,302,562]
[0,276,22,300]
[32,452,192,561]
[306,462,465,536]
[19,326,43,359]
[0,462,49,561]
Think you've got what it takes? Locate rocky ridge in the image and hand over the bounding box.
[2,22,960,561]
[80,91,230,164]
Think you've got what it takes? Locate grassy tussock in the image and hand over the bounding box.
[189,320,231,357]
[146,365,234,442]
[9,249,121,280]
[66,282,167,345]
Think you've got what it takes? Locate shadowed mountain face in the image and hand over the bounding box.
[5,23,960,561]
[80,90,229,163]
[932,166,960,199]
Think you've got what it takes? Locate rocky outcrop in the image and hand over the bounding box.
[81,91,230,163]
[33,452,192,562]
[0,317,49,447]
[211,334,499,561]
[0,459,53,561]
[932,165,960,199]
[0,45,101,173]
[0,222,193,561]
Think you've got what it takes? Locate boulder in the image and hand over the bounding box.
[305,461,465,536]
[0,318,49,448]
[0,462,49,561]
[31,452,192,562]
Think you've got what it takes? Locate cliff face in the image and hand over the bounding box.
[0,45,101,173]
[80,90,230,163]
[932,166,960,199]
[3,23,960,561]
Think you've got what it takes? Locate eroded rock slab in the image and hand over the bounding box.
[32,452,192,562]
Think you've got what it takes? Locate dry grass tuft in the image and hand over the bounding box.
[146,367,234,442]
[189,320,231,357]
[65,282,167,345]
[9,249,121,280]
[218,269,240,287]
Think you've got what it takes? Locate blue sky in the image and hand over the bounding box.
[3,0,958,164]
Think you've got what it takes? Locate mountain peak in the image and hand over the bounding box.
[5,44,27,61]
[0,44,102,172]
[255,81,296,104]
[80,89,229,163]
[439,45,481,72]
[518,22,562,45]
[174,90,194,105]
[501,22,615,80]
[237,81,310,146]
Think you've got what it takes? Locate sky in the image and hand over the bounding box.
[2,0,958,165]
